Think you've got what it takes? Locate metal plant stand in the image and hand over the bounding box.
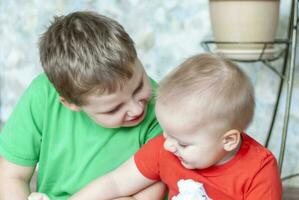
[201,0,298,180]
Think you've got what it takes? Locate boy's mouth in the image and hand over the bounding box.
[128,111,144,122]
[126,109,146,124]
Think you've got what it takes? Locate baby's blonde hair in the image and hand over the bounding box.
[157,53,255,132]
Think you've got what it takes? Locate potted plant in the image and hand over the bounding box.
[209,0,280,60]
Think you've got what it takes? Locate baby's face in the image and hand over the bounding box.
[80,59,152,128]
[156,101,228,169]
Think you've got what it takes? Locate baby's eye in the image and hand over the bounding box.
[179,143,188,148]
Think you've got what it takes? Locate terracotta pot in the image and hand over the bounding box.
[209,0,280,52]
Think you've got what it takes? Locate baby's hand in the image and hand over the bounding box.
[28,192,50,200]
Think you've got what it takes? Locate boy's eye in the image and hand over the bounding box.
[133,78,144,96]
[105,105,122,114]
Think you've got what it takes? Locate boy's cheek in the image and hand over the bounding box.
[142,89,153,103]
[91,114,126,128]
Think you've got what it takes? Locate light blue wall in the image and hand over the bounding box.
[0,0,298,186]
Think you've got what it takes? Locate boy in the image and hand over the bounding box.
[65,53,282,200]
[0,11,165,199]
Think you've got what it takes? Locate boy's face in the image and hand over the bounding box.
[80,59,152,128]
[156,101,231,170]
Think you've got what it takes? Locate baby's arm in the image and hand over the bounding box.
[70,157,156,200]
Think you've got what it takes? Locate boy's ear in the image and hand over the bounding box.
[60,97,81,112]
[222,129,241,152]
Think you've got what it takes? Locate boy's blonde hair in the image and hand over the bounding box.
[39,11,137,105]
[157,53,255,132]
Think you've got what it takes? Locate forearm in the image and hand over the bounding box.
[70,175,123,200]
[70,157,155,200]
[111,182,166,200]
[131,182,166,200]
[0,177,30,200]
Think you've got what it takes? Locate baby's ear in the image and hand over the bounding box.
[60,97,81,111]
[222,129,241,152]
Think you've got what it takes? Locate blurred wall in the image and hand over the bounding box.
[0,0,298,186]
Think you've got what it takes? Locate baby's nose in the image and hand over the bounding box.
[164,139,177,153]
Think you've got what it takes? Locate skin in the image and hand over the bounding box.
[1,58,166,200]
[61,59,153,128]
[81,59,152,128]
[0,160,35,200]
[156,101,241,169]
[69,157,157,200]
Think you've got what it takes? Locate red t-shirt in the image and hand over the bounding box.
[134,133,282,200]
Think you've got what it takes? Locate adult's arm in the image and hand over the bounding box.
[70,157,157,200]
[0,157,35,200]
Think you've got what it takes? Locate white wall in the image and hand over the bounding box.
[0,0,298,186]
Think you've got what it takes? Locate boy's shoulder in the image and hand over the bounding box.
[31,73,53,87]
[21,73,58,105]
[25,73,55,94]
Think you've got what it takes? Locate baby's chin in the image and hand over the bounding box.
[181,160,209,170]
[180,161,196,169]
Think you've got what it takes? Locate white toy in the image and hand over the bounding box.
[172,179,212,200]
[27,192,50,200]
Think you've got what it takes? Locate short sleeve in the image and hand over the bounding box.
[0,75,47,166]
[244,153,282,200]
[134,135,164,181]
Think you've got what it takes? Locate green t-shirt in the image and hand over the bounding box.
[0,74,162,199]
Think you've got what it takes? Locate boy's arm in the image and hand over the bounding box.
[28,182,166,200]
[0,157,35,200]
[70,157,157,200]
[130,181,166,200]
[112,182,166,200]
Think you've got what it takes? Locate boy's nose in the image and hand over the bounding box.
[127,100,144,117]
